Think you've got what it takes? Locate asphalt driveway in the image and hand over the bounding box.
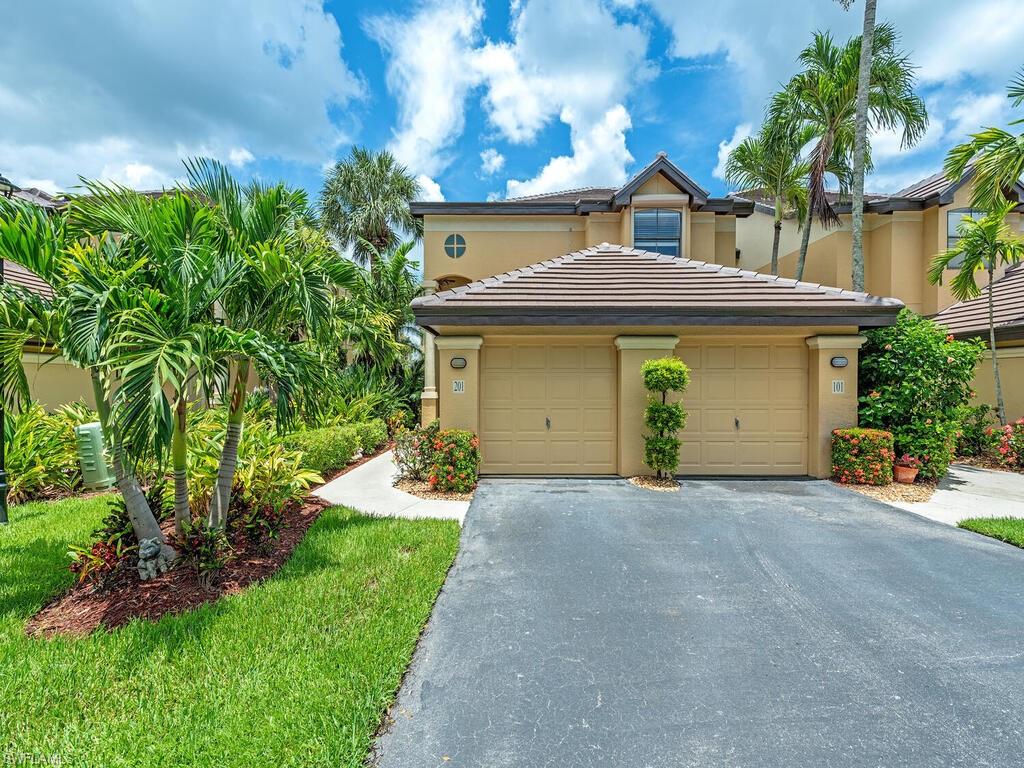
[373,479,1024,767]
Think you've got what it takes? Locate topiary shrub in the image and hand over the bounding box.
[832,428,894,485]
[427,429,481,493]
[281,425,360,475]
[354,418,389,454]
[640,357,690,480]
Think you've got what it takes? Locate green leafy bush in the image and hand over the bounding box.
[954,404,996,457]
[640,357,690,479]
[989,418,1024,468]
[354,418,389,454]
[5,402,82,503]
[394,420,440,481]
[859,310,984,479]
[282,425,360,475]
[427,429,480,493]
[68,499,138,584]
[831,428,894,485]
[177,521,232,585]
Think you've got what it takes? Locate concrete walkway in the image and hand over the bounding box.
[892,463,1024,525]
[313,450,468,523]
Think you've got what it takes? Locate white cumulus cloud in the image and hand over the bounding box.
[480,148,506,175]
[713,123,752,182]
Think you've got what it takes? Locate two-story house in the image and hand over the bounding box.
[734,167,1024,419]
[410,154,902,480]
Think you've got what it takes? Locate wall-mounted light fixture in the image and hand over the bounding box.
[830,356,849,369]
[450,356,467,369]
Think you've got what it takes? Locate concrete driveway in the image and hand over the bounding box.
[373,478,1024,768]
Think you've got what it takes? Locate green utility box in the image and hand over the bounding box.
[74,422,116,491]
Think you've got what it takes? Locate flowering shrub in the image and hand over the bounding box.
[832,428,894,485]
[394,420,441,481]
[896,454,922,468]
[893,419,958,480]
[955,404,996,457]
[988,418,1024,468]
[427,429,481,493]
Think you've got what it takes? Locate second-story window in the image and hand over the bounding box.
[946,208,985,268]
[633,208,681,256]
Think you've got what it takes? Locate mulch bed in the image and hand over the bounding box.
[25,495,331,639]
[835,477,938,504]
[628,475,681,492]
[393,478,474,502]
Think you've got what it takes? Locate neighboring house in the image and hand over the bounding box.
[734,166,1024,420]
[410,154,903,479]
[933,264,1024,420]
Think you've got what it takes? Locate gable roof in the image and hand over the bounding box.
[413,243,902,327]
[409,154,752,218]
[932,264,1024,342]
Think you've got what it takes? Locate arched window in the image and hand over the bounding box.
[444,233,467,258]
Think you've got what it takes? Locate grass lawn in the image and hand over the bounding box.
[0,495,460,767]
[958,517,1024,549]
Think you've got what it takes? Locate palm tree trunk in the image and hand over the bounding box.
[172,395,190,536]
[850,0,876,293]
[796,204,813,281]
[771,198,783,276]
[90,370,176,575]
[988,265,1007,425]
[209,358,249,530]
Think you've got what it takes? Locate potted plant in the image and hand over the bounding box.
[894,454,921,484]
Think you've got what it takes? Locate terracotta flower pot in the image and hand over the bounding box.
[894,464,919,484]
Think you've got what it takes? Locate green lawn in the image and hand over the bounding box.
[959,517,1024,549]
[0,495,460,767]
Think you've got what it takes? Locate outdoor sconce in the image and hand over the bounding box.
[830,356,849,368]
[450,357,467,369]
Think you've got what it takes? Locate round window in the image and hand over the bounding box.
[444,233,466,259]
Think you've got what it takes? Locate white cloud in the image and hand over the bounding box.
[506,105,633,198]
[1,1,362,190]
[416,174,445,202]
[228,148,256,168]
[712,123,751,181]
[480,148,506,175]
[948,92,1012,141]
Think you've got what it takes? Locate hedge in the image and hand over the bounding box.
[832,428,894,486]
[282,426,360,475]
[354,418,388,454]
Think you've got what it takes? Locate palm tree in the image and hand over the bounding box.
[848,0,877,292]
[320,147,422,270]
[725,121,811,275]
[183,158,358,528]
[946,68,1024,210]
[771,25,928,282]
[0,198,175,571]
[929,202,1024,425]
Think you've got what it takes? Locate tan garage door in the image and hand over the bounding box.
[480,338,617,474]
[675,339,808,475]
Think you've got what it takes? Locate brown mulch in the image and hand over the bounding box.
[836,477,938,504]
[394,478,474,502]
[628,475,681,492]
[25,495,331,639]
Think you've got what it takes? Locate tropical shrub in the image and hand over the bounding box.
[860,310,984,479]
[177,521,232,585]
[640,357,690,480]
[394,419,440,481]
[5,402,81,503]
[832,428,894,485]
[988,418,1024,468]
[354,418,388,454]
[387,408,414,434]
[954,404,997,458]
[68,499,138,585]
[427,429,480,493]
[282,426,360,475]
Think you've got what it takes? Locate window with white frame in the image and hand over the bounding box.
[946,208,985,268]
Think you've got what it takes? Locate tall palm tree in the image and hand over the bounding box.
[771,25,927,282]
[848,0,877,292]
[929,202,1024,425]
[320,147,422,270]
[946,68,1024,211]
[725,121,811,276]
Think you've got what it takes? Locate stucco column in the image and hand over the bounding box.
[435,336,484,434]
[419,279,439,426]
[806,335,866,479]
[614,335,680,477]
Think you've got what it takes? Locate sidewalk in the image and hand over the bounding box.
[313,450,468,523]
[892,463,1024,525]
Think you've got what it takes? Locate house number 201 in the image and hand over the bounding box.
[452,380,465,393]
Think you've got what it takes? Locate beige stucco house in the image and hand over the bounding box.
[733,167,1024,419]
[411,154,903,479]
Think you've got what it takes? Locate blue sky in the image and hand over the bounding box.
[3,0,1022,205]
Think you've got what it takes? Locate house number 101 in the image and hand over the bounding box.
[452,379,465,393]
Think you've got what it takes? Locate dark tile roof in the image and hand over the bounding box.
[895,170,952,199]
[413,243,902,326]
[932,264,1024,341]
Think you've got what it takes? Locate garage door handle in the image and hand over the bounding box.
[545,417,551,430]
[735,417,740,430]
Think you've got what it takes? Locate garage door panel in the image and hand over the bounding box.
[703,441,738,467]
[547,407,581,432]
[705,346,736,369]
[516,347,547,368]
[701,408,736,434]
[485,346,514,369]
[770,370,808,402]
[584,440,616,466]
[481,406,515,432]
[548,375,583,401]
[736,376,768,401]
[773,408,806,434]
[738,345,771,369]
[582,406,616,433]
[584,346,616,369]
[738,441,772,467]
[773,441,807,468]
[774,345,806,369]
[702,374,736,401]
[737,408,771,433]
[676,344,702,370]
[549,345,582,369]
